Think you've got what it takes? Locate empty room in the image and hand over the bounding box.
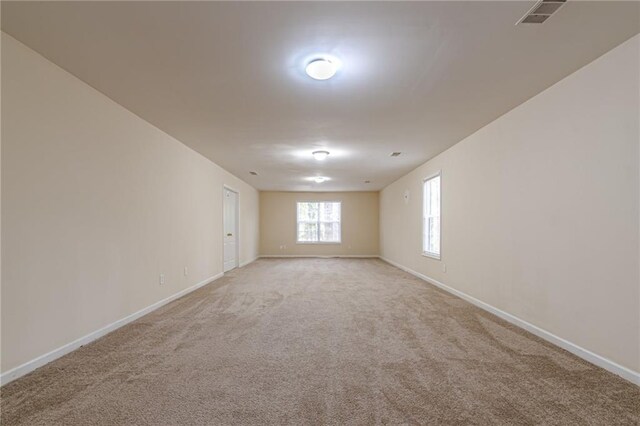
[1,1,639,424]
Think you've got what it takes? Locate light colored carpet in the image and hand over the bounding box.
[1,258,638,425]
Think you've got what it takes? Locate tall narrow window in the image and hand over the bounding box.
[297,201,341,243]
[423,173,441,259]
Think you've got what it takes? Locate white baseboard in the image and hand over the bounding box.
[5,258,636,387]
[0,272,224,387]
[379,256,640,386]
[239,256,259,268]
[259,254,379,258]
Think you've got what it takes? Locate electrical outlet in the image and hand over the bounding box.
[442,264,447,273]
[184,267,188,276]
[159,273,165,285]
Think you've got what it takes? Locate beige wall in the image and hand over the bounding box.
[260,192,379,257]
[1,33,259,374]
[380,35,640,373]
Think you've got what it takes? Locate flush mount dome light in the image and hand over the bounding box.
[312,150,330,161]
[314,177,328,183]
[305,59,337,80]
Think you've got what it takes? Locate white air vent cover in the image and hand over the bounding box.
[517,0,566,25]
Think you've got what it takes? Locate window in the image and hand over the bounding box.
[297,201,341,243]
[423,173,441,259]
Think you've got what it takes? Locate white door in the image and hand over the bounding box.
[223,188,238,272]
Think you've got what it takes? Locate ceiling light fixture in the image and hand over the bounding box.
[305,59,337,80]
[314,177,328,183]
[312,150,330,161]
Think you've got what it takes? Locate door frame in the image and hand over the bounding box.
[222,185,240,272]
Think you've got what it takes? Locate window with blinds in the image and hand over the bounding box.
[296,201,341,243]
[423,173,441,259]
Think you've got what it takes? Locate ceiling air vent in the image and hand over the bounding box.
[249,171,258,176]
[517,0,566,25]
[390,152,402,157]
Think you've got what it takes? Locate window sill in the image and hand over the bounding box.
[296,241,342,245]
[422,252,441,260]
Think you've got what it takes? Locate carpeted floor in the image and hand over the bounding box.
[1,258,638,425]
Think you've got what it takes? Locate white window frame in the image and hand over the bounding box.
[296,201,342,244]
[422,171,441,260]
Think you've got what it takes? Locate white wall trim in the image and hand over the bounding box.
[0,272,224,387]
[259,255,379,259]
[239,256,259,268]
[6,256,636,387]
[379,256,640,386]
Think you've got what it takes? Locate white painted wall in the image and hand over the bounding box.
[380,35,639,375]
[1,33,259,375]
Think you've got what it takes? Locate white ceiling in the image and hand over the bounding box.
[2,1,638,191]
